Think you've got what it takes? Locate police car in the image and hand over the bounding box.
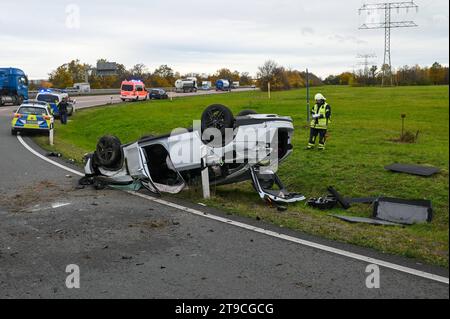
[11,101,54,135]
[35,89,75,117]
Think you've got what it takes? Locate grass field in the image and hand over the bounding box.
[34,85,449,267]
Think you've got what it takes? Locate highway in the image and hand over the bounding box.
[74,87,258,109]
[0,97,448,299]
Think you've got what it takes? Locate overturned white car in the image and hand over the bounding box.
[83,104,305,205]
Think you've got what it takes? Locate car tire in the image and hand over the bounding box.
[237,110,258,116]
[11,129,17,136]
[17,95,24,106]
[94,135,123,169]
[201,104,235,146]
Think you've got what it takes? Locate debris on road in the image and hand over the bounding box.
[47,152,62,158]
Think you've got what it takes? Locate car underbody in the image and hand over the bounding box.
[82,105,305,205]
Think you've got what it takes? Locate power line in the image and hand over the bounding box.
[358,1,419,86]
[357,53,377,78]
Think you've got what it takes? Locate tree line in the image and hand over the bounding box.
[324,62,449,86]
[38,59,323,91]
[37,59,448,91]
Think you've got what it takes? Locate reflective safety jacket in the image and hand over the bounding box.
[310,103,331,129]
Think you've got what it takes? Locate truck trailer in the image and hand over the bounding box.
[175,77,198,93]
[215,79,231,91]
[0,68,29,106]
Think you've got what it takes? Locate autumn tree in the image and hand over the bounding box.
[239,72,253,86]
[429,62,446,85]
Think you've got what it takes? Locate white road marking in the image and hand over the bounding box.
[17,135,84,177]
[16,135,449,285]
[30,202,71,212]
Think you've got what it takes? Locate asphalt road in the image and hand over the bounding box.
[0,101,448,299]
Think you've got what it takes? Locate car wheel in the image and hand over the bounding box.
[11,129,17,136]
[201,104,235,146]
[94,135,123,169]
[237,110,258,116]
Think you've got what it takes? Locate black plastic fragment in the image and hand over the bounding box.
[328,186,351,210]
[385,163,440,177]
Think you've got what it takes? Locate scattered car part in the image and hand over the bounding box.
[250,166,306,205]
[307,196,338,210]
[331,215,401,226]
[373,198,433,225]
[83,104,305,205]
[346,197,378,204]
[384,163,440,177]
[47,152,62,158]
[327,186,351,210]
[78,176,94,186]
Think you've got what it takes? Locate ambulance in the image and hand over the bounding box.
[120,80,148,102]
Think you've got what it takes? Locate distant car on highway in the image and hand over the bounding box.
[11,101,54,135]
[201,81,212,90]
[120,80,148,102]
[36,89,75,117]
[149,89,169,100]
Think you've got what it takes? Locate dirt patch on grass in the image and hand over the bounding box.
[389,131,420,144]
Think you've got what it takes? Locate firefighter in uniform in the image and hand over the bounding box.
[306,93,331,151]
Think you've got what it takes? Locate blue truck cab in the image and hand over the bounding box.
[0,68,29,106]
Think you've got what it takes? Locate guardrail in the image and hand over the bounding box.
[29,86,256,98]
[28,89,120,99]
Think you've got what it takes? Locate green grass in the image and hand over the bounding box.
[34,86,449,267]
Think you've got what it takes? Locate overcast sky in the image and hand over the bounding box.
[0,0,448,79]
